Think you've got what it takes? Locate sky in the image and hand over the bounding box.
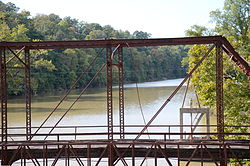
[2,0,225,38]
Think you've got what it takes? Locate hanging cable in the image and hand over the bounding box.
[125,43,151,139]
[134,44,215,140]
[44,63,106,140]
[31,48,104,140]
[114,45,215,165]
[135,82,150,139]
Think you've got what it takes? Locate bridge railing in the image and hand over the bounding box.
[2,124,250,142]
[1,138,249,165]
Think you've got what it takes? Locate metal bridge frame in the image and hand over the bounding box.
[0,36,250,165]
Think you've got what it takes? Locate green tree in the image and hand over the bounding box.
[85,29,106,40]
[32,14,61,40]
[133,30,151,39]
[185,25,213,37]
[210,0,250,43]
[185,0,250,143]
[0,0,188,95]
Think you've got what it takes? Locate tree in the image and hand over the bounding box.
[185,0,250,142]
[133,30,151,39]
[85,30,106,40]
[185,25,213,37]
[0,1,188,95]
[210,0,250,43]
[32,14,61,40]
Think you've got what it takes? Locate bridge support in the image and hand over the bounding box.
[216,42,224,141]
[108,144,114,166]
[0,36,248,165]
[118,47,125,139]
[106,45,125,140]
[25,49,31,141]
[216,42,226,166]
[106,45,113,141]
[0,47,8,165]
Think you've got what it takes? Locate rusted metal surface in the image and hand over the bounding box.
[1,36,250,165]
[0,48,7,143]
[25,49,32,141]
[0,139,249,165]
[118,47,125,139]
[0,36,221,49]
[106,45,113,140]
[1,125,250,164]
[1,36,249,75]
[216,42,224,142]
[221,37,250,78]
[0,47,8,165]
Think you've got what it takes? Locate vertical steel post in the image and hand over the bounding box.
[25,49,31,141]
[201,144,204,166]
[118,47,125,139]
[132,144,135,166]
[177,144,180,166]
[223,144,228,166]
[0,47,8,165]
[108,143,114,166]
[154,144,157,166]
[216,42,224,141]
[106,45,113,140]
[87,144,91,166]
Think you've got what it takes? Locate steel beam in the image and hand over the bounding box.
[0,47,8,165]
[1,140,250,165]
[0,47,7,143]
[118,47,125,139]
[108,144,114,166]
[221,37,250,77]
[0,36,223,50]
[106,45,113,140]
[216,42,224,141]
[0,36,248,77]
[25,49,31,141]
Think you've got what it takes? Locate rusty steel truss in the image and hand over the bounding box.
[0,36,250,165]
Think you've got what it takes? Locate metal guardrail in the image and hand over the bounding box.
[1,124,249,142]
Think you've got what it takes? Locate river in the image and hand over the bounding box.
[7,78,216,165]
[7,78,202,130]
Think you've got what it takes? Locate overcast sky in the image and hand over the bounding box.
[2,0,225,38]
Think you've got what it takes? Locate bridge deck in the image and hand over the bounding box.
[1,139,250,165]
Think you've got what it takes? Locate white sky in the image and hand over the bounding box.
[2,0,225,38]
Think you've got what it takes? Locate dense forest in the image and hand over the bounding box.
[0,1,188,95]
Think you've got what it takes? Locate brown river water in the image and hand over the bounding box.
[7,78,216,165]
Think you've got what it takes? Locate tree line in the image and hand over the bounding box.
[0,1,188,95]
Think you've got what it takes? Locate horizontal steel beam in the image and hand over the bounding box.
[2,132,250,138]
[0,36,222,50]
[1,35,248,76]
